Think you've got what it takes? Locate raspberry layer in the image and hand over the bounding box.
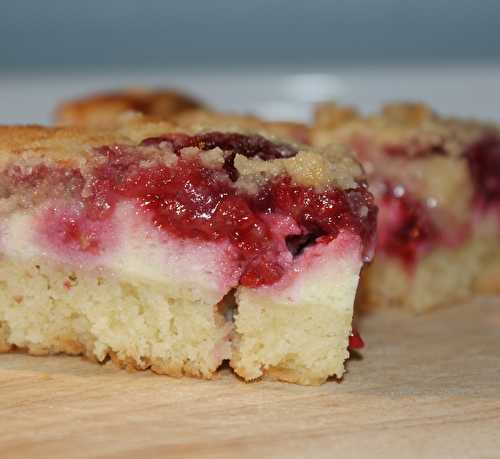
[1,132,376,289]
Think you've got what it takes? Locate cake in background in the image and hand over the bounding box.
[313,102,500,312]
[54,88,204,128]
[54,88,310,144]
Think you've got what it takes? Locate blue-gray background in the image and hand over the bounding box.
[2,0,500,70]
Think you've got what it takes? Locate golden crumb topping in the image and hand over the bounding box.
[234,146,360,194]
[0,121,363,192]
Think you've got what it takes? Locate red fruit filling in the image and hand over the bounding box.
[254,177,377,263]
[378,183,440,267]
[7,133,376,287]
[465,135,500,212]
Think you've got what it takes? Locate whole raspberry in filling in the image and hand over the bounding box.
[256,177,376,260]
[465,135,500,211]
[35,133,376,287]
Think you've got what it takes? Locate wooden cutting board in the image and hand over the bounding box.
[1,298,499,459]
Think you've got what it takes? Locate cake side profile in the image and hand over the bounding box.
[313,102,500,312]
[0,122,376,384]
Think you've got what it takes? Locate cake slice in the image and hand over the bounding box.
[54,88,310,144]
[54,88,203,128]
[0,121,376,384]
[313,102,500,312]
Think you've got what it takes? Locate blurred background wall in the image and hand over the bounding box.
[2,0,500,71]
[1,1,499,124]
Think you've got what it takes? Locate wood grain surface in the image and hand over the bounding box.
[1,298,499,459]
